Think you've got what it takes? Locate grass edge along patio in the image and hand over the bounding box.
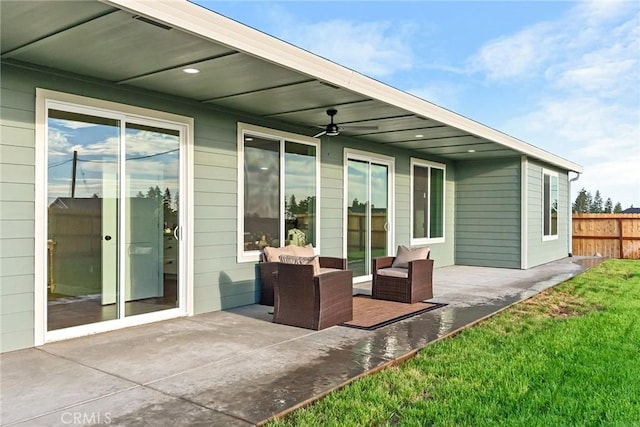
[268,259,640,427]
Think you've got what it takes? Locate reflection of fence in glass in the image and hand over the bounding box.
[48,205,103,296]
[347,211,387,252]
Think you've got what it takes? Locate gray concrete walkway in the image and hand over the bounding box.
[0,257,601,426]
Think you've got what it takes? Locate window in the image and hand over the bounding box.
[238,123,319,261]
[543,169,559,240]
[411,159,445,244]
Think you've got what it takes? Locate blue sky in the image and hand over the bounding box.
[196,0,639,208]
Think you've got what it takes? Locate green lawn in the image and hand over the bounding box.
[269,259,640,426]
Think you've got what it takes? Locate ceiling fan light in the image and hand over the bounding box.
[326,124,340,136]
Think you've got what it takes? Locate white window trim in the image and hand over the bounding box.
[542,168,559,241]
[410,158,446,245]
[237,122,320,263]
[520,156,529,269]
[34,88,194,345]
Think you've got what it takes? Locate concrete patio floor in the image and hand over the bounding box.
[0,257,602,426]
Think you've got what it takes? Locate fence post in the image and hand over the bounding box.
[618,217,624,259]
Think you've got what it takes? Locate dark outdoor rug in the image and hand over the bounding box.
[340,295,447,331]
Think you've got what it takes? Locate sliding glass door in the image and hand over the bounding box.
[46,104,183,333]
[47,110,120,329]
[345,151,394,281]
[123,123,180,314]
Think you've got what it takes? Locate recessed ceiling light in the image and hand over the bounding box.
[260,167,269,171]
[415,134,424,138]
[245,137,253,142]
[468,149,476,153]
[182,68,200,74]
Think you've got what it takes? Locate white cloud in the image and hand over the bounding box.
[511,97,637,154]
[269,7,417,77]
[468,22,560,80]
[406,82,464,111]
[72,131,179,158]
[469,0,639,85]
[47,128,73,157]
[574,0,637,24]
[50,118,99,130]
[574,156,640,209]
[547,15,639,98]
[476,1,640,207]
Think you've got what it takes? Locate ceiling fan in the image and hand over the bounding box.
[313,108,377,138]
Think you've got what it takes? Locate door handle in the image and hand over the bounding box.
[383,223,389,232]
[104,235,112,241]
[173,226,180,240]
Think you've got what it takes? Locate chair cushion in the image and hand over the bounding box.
[279,254,320,276]
[376,267,409,278]
[391,245,430,269]
[317,267,342,276]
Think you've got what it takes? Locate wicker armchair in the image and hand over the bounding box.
[372,248,433,304]
[259,252,346,306]
[273,263,353,330]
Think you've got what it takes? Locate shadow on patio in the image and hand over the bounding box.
[0,257,602,426]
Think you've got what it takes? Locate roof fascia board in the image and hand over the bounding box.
[102,0,583,173]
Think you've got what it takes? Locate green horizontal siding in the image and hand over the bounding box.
[455,158,521,268]
[526,161,570,267]
[1,67,37,352]
[0,60,461,352]
[318,159,344,257]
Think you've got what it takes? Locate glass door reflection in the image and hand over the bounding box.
[124,123,180,316]
[347,159,370,277]
[346,158,389,279]
[47,110,119,330]
[46,109,182,332]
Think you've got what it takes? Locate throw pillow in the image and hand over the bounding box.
[264,245,294,263]
[291,243,315,258]
[279,254,321,276]
[391,245,430,269]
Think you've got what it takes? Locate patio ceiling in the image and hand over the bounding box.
[1,0,581,170]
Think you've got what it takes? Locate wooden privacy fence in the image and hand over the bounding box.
[572,214,640,259]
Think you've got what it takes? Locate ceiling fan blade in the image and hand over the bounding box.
[339,125,378,131]
[310,108,378,137]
